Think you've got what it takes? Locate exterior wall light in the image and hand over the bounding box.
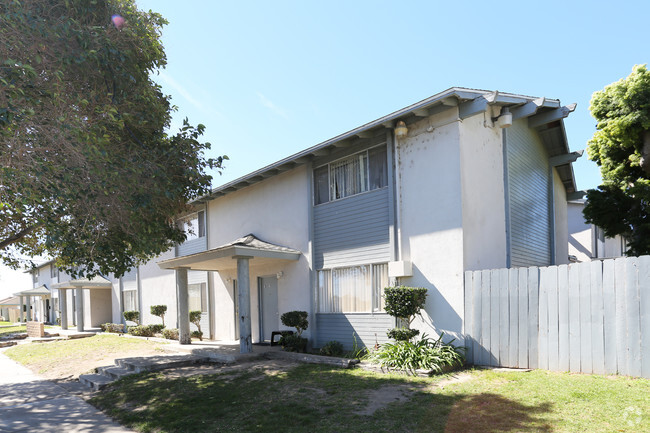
[395,120,408,138]
[276,271,284,280]
[496,107,513,128]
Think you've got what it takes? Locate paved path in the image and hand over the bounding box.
[0,353,133,433]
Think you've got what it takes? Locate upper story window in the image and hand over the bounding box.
[50,265,58,279]
[314,145,388,205]
[180,211,206,241]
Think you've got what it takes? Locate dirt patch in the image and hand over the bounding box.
[354,384,424,416]
[160,359,298,380]
[434,372,474,389]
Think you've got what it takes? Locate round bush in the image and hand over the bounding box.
[383,286,428,320]
[387,327,420,341]
[280,311,308,336]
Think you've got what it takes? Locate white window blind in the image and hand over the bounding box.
[318,263,388,313]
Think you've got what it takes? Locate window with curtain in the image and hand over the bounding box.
[317,263,388,313]
[188,283,207,313]
[313,145,388,205]
[122,290,137,312]
[180,211,206,241]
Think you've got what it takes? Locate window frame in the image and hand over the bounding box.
[179,210,206,241]
[313,144,388,206]
[317,262,388,314]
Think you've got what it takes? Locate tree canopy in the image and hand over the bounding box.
[584,64,650,255]
[0,0,225,277]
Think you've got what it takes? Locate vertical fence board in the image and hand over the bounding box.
[614,258,628,375]
[527,267,539,369]
[602,259,617,374]
[547,266,559,371]
[518,268,529,368]
[490,269,501,366]
[568,263,581,372]
[508,268,520,368]
[499,268,510,367]
[538,266,550,371]
[590,260,605,375]
[480,270,491,366]
[464,271,474,364]
[626,257,642,377]
[639,256,650,379]
[557,264,570,372]
[471,271,483,366]
[579,262,593,374]
[463,256,647,377]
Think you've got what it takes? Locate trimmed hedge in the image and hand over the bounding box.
[101,323,124,333]
[162,328,179,340]
[383,286,428,321]
[123,310,140,324]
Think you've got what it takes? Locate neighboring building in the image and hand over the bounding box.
[0,296,20,323]
[568,200,626,262]
[18,87,582,350]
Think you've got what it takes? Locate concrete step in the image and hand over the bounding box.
[79,373,114,391]
[115,354,211,373]
[96,365,133,380]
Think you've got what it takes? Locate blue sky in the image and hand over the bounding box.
[1,1,648,297]
[137,0,648,192]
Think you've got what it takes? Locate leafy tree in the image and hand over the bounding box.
[584,65,650,255]
[189,310,202,341]
[0,0,225,277]
[383,286,427,341]
[150,305,167,327]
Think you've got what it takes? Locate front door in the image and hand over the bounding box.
[45,299,50,323]
[258,276,278,343]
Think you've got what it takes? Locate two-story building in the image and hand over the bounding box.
[20,87,582,353]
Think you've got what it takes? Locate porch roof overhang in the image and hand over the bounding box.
[0,296,20,306]
[14,285,50,297]
[52,276,112,290]
[157,234,301,271]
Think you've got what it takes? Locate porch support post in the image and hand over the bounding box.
[26,296,31,321]
[236,256,253,354]
[60,289,68,330]
[75,287,84,332]
[19,296,24,322]
[176,268,191,344]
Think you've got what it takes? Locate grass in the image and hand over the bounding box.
[4,334,168,378]
[89,364,650,433]
[0,325,26,336]
[0,321,14,326]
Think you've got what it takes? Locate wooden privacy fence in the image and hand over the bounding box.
[463,255,650,378]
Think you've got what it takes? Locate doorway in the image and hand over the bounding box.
[258,276,279,343]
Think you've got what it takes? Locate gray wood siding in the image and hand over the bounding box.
[316,313,394,349]
[177,237,207,257]
[507,121,551,267]
[314,188,390,269]
[464,256,650,379]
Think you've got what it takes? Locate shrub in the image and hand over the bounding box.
[319,340,344,357]
[127,325,155,337]
[189,310,203,341]
[101,323,124,333]
[387,327,420,341]
[162,328,179,340]
[384,286,427,342]
[148,324,165,334]
[280,311,308,336]
[365,333,465,375]
[123,310,140,325]
[280,334,308,352]
[383,286,428,321]
[191,330,203,340]
[150,305,167,327]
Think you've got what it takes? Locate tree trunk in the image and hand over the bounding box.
[641,130,650,174]
[0,225,40,250]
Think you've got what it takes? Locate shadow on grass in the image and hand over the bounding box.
[441,393,553,433]
[89,364,554,433]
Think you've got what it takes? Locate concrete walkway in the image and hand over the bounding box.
[0,353,133,433]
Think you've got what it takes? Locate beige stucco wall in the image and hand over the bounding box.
[395,108,465,342]
[138,249,177,327]
[553,169,569,265]
[459,111,508,271]
[207,165,311,342]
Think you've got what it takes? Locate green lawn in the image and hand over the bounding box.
[5,334,168,378]
[0,325,26,336]
[0,321,14,326]
[89,364,650,433]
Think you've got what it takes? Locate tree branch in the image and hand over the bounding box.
[0,224,41,250]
